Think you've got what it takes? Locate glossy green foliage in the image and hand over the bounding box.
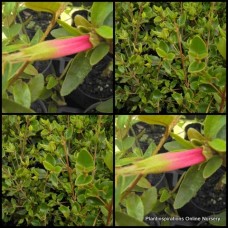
[115,2,226,113]
[2,115,113,226]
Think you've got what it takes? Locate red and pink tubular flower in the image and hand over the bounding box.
[116,148,206,176]
[8,35,93,62]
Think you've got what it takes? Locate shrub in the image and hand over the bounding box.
[115,2,226,113]
[2,115,113,226]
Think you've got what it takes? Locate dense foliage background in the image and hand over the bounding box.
[115,2,226,113]
[2,115,113,226]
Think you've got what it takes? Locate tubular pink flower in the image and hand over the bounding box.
[7,35,93,62]
[116,148,206,176]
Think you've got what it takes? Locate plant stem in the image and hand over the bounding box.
[175,23,188,87]
[106,197,113,226]
[62,137,76,201]
[219,86,226,113]
[8,11,60,86]
[121,174,143,200]
[92,115,102,178]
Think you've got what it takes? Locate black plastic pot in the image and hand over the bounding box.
[16,9,53,40]
[31,100,47,113]
[165,170,184,190]
[130,122,172,153]
[146,173,166,189]
[65,54,113,109]
[34,60,53,76]
[57,106,83,113]
[52,57,72,76]
[178,168,226,217]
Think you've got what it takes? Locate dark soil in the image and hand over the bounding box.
[130,122,172,153]
[78,54,113,99]
[16,9,53,39]
[65,53,113,109]
[192,168,226,213]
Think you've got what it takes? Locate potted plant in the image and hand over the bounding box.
[2,2,113,113]
[115,115,226,226]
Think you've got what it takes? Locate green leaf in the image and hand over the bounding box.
[208,138,226,152]
[166,53,175,61]
[46,154,56,166]
[40,202,49,214]
[60,52,92,96]
[141,187,157,215]
[198,83,217,93]
[172,92,183,105]
[104,150,113,173]
[189,36,208,59]
[154,16,162,23]
[170,132,195,149]
[126,193,144,221]
[160,188,171,202]
[12,80,31,108]
[25,2,63,14]
[177,12,186,27]
[3,24,22,38]
[24,64,38,75]
[156,47,167,58]
[62,182,72,193]
[188,61,206,73]
[115,211,149,226]
[28,74,44,102]
[74,15,92,28]
[59,205,70,219]
[91,2,113,27]
[159,41,169,52]
[174,165,205,209]
[96,98,113,113]
[75,174,93,186]
[57,19,82,36]
[203,156,223,178]
[46,76,58,89]
[137,177,151,189]
[95,26,113,39]
[65,125,73,140]
[90,43,109,65]
[49,173,58,187]
[2,98,35,113]
[43,160,55,171]
[152,89,162,100]
[187,128,205,142]
[138,115,179,127]
[76,148,95,171]
[116,136,135,152]
[204,116,226,139]
[209,211,226,226]
[216,37,226,60]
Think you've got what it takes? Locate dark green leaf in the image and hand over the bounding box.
[60,52,92,96]
[91,2,113,26]
[203,156,223,178]
[90,43,109,65]
[174,165,205,209]
[115,211,149,226]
